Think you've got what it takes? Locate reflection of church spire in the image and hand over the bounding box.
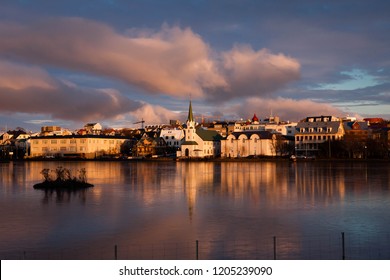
[186,184,196,223]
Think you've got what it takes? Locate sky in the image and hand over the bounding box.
[0,0,389,131]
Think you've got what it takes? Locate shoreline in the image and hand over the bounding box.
[9,157,390,163]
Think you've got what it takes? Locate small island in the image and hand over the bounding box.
[33,166,94,190]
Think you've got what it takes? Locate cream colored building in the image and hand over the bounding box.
[30,135,129,159]
[221,131,290,157]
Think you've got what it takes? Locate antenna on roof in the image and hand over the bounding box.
[133,118,145,129]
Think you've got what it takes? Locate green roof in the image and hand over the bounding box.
[196,128,222,141]
[182,141,198,145]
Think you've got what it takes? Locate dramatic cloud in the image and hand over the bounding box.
[212,45,300,100]
[0,17,300,101]
[0,60,142,122]
[0,18,226,98]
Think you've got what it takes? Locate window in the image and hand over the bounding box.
[50,140,57,144]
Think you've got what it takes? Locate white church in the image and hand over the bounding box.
[177,101,222,158]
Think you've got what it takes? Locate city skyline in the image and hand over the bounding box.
[0,0,389,131]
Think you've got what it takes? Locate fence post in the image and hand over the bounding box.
[341,232,345,260]
[273,236,277,260]
[196,240,199,260]
[115,244,118,260]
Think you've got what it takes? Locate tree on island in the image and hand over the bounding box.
[34,166,93,190]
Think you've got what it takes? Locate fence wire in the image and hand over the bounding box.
[2,232,390,260]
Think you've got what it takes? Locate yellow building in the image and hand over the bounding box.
[29,135,129,159]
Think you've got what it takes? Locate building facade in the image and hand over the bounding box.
[30,135,129,159]
[221,131,291,157]
[234,114,297,137]
[295,116,345,157]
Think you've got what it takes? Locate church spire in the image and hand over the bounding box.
[187,100,194,122]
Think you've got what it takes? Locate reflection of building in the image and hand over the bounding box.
[295,116,344,157]
[178,101,222,158]
[30,135,129,158]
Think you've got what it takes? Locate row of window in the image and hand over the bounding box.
[229,138,263,143]
[299,127,332,133]
[295,135,340,141]
[32,139,120,145]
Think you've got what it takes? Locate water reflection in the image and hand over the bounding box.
[39,188,90,204]
[0,160,389,259]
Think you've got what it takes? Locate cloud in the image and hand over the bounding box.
[0,17,300,102]
[0,18,227,98]
[207,45,300,100]
[128,103,180,125]
[0,60,142,122]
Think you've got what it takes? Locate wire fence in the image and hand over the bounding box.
[2,232,390,260]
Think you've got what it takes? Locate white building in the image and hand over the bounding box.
[234,114,297,137]
[160,127,185,149]
[221,131,292,158]
[177,101,222,158]
[84,123,102,135]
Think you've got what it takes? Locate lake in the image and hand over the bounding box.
[1,160,389,260]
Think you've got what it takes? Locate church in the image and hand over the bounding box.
[177,101,222,158]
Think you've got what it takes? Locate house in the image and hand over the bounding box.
[343,121,369,158]
[177,101,222,158]
[221,131,292,157]
[159,127,184,150]
[84,123,102,135]
[41,126,63,136]
[133,134,167,157]
[295,116,344,157]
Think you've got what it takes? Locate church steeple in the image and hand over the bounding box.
[187,100,194,122]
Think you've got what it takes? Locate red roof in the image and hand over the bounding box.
[252,113,259,122]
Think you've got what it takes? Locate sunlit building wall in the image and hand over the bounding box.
[29,135,129,158]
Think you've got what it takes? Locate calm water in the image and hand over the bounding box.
[1,160,390,260]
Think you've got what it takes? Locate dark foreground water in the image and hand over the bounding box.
[1,160,389,260]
